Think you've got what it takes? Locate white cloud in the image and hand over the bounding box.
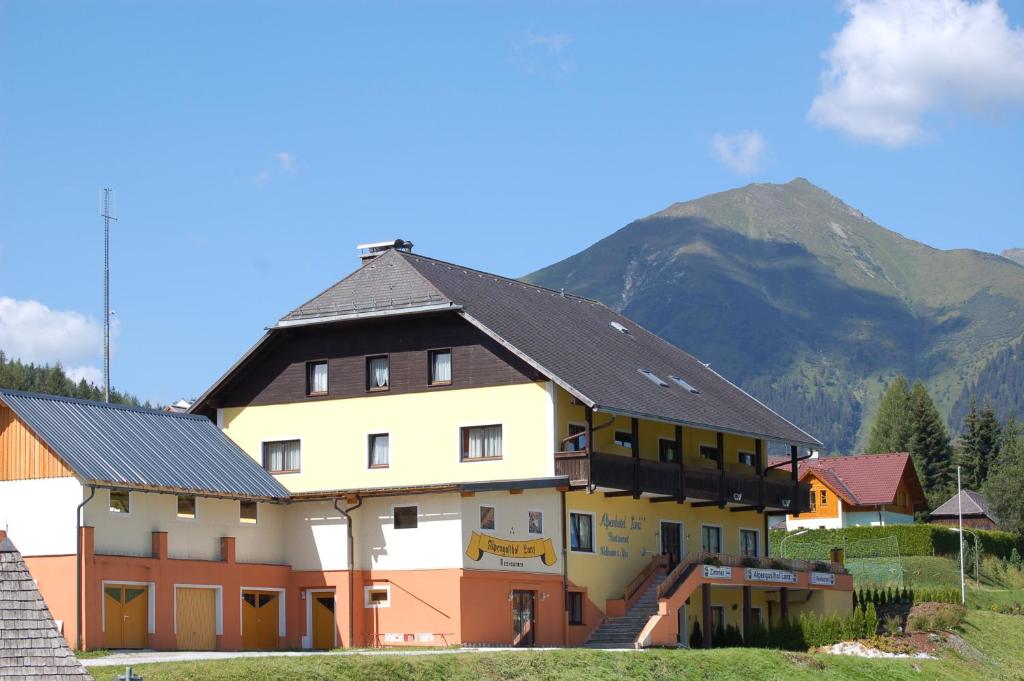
[274,151,297,174]
[511,32,575,75]
[710,131,767,174]
[809,0,1024,147]
[0,297,102,369]
[66,365,102,385]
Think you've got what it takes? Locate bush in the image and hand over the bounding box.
[741,555,759,568]
[770,525,1022,559]
[689,620,703,649]
[1010,548,1023,571]
[882,615,902,635]
[908,604,964,632]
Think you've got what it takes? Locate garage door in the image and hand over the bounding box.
[176,588,217,650]
[241,590,280,650]
[103,584,149,649]
[312,594,336,649]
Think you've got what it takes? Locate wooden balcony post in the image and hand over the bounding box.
[632,417,640,499]
[716,432,726,508]
[702,583,712,648]
[585,407,594,491]
[790,445,800,517]
[675,425,685,503]
[780,586,789,621]
[755,439,765,511]
[742,586,752,638]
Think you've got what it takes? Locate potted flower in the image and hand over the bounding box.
[703,555,721,567]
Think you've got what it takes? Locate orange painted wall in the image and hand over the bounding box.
[790,473,841,521]
[23,555,78,647]
[354,569,463,647]
[566,580,605,646]
[0,405,73,480]
[459,570,565,647]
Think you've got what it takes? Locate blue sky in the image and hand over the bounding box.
[1,0,1023,404]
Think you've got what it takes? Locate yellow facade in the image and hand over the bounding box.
[221,382,554,493]
[565,491,768,613]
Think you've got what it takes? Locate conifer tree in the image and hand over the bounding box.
[909,380,954,504]
[958,400,1002,489]
[867,376,914,453]
[983,418,1024,536]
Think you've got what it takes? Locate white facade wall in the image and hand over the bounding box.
[0,477,82,556]
[355,493,463,571]
[284,500,349,571]
[460,488,563,575]
[84,488,288,564]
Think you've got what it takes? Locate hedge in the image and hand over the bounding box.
[769,525,1022,560]
[687,604,879,650]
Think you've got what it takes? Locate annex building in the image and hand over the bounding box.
[0,241,852,651]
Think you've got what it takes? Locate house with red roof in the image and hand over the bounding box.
[777,453,928,530]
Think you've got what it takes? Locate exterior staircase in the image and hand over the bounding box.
[583,573,667,649]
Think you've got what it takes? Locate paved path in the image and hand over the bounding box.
[82,646,639,667]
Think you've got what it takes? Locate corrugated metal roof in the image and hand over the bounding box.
[0,390,288,499]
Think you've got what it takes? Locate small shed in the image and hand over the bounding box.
[0,536,92,679]
[929,489,1000,531]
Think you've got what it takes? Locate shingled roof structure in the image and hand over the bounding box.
[779,453,928,510]
[930,489,999,524]
[0,389,289,500]
[0,536,92,679]
[196,248,820,447]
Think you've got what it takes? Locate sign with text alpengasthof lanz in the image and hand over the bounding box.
[744,568,798,584]
[810,571,836,586]
[702,565,733,579]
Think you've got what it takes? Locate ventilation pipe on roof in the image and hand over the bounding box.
[357,239,414,262]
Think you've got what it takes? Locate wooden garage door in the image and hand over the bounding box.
[176,588,217,650]
[312,594,336,649]
[103,584,149,649]
[241,590,279,650]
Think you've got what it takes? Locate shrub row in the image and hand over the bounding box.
[770,525,1022,560]
[687,604,879,651]
[852,585,960,607]
[907,604,965,632]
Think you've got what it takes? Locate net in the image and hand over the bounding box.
[777,534,904,588]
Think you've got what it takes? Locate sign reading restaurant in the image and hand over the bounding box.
[744,567,798,584]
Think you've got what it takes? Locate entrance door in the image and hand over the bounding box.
[242,590,280,650]
[103,584,149,649]
[661,522,683,569]
[311,594,336,649]
[511,590,535,647]
[176,588,217,650]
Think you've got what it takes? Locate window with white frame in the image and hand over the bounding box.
[701,525,722,554]
[428,349,452,385]
[460,425,502,460]
[368,433,390,468]
[109,489,130,514]
[528,510,543,535]
[364,585,390,608]
[569,512,594,553]
[176,495,196,519]
[366,355,390,391]
[262,439,300,474]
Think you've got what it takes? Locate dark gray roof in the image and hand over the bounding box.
[276,249,819,446]
[0,390,288,499]
[0,537,92,679]
[930,489,999,523]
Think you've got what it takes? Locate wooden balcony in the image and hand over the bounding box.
[554,450,809,512]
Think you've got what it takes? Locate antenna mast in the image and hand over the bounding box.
[101,188,117,402]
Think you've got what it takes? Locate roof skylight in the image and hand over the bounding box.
[639,369,669,387]
[670,375,700,394]
[610,321,631,335]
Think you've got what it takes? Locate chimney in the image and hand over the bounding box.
[357,239,414,262]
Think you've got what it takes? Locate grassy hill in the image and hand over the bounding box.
[1003,248,1024,267]
[526,179,1024,452]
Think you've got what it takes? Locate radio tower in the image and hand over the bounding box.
[101,188,117,402]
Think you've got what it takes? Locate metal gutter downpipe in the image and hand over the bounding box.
[76,485,96,651]
[334,496,363,648]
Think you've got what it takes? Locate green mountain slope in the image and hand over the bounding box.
[526,179,1024,452]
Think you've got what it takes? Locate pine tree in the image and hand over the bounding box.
[867,376,914,453]
[959,400,1002,489]
[909,380,954,505]
[983,418,1024,536]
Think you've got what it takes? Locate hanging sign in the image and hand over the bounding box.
[465,532,558,566]
[702,565,733,579]
[810,572,835,586]
[745,568,797,584]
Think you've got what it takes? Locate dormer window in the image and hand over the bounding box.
[670,375,700,393]
[639,368,668,387]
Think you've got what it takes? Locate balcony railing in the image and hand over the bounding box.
[554,450,809,512]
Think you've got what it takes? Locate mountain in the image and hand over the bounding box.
[1003,248,1024,267]
[526,179,1024,453]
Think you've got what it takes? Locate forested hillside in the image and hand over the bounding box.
[0,351,147,407]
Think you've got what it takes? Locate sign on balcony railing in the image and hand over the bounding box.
[702,564,732,579]
[810,572,836,586]
[744,567,797,584]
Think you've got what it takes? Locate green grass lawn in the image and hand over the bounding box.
[897,555,1024,611]
[88,610,1024,681]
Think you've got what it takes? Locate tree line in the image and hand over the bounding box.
[865,375,1023,536]
[0,351,148,408]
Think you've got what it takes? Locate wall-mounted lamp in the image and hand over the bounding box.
[781,498,791,509]
[731,492,743,502]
